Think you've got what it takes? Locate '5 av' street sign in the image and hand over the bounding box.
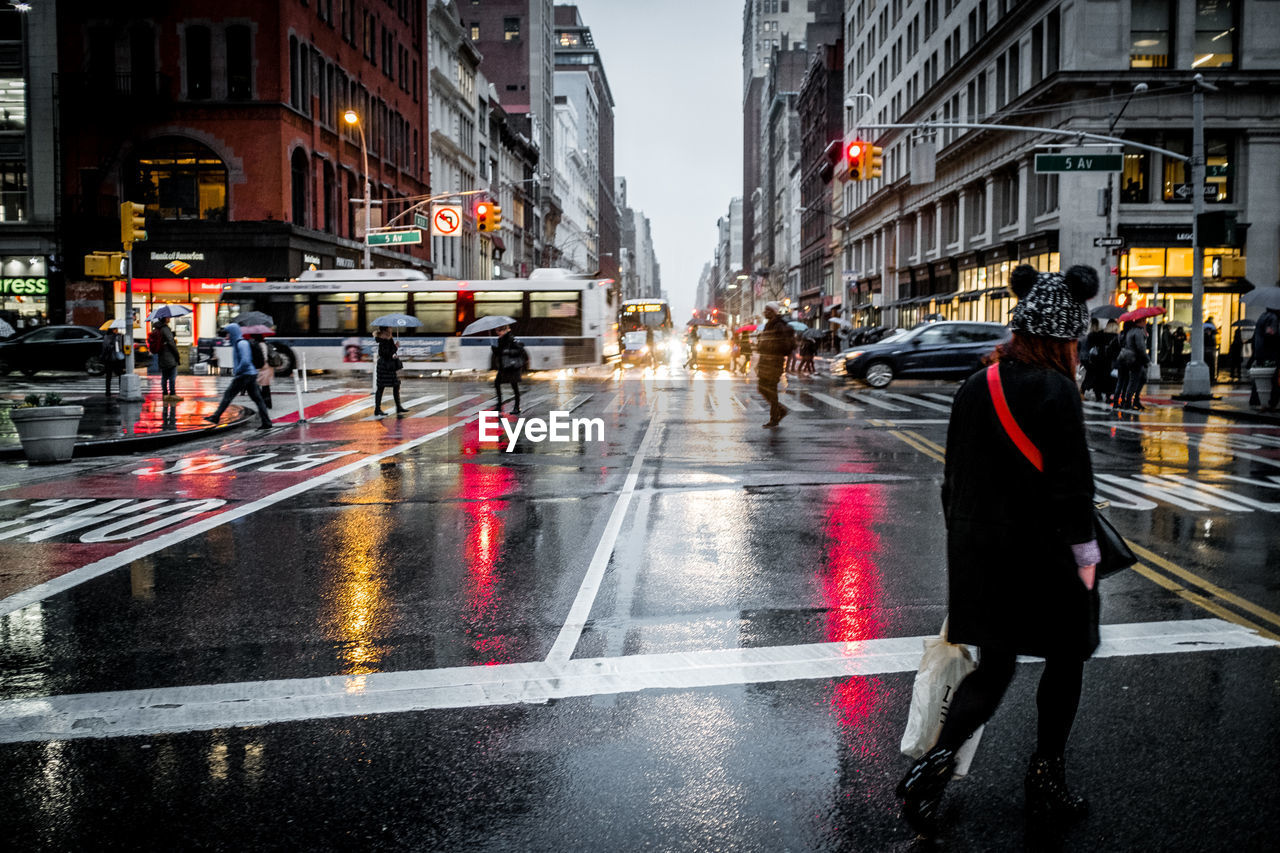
[1034,154,1123,173]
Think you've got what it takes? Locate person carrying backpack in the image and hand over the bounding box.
[490,324,529,414]
[205,323,272,429]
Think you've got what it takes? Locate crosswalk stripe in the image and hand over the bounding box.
[314,395,374,422]
[922,393,955,404]
[560,393,594,413]
[407,394,484,418]
[777,391,814,411]
[882,392,952,412]
[358,393,444,421]
[807,391,861,412]
[846,391,909,411]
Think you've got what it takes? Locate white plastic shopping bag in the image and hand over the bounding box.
[899,619,985,778]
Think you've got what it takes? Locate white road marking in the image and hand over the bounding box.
[807,391,863,412]
[314,395,375,422]
[358,393,443,420]
[777,391,813,411]
[846,392,910,411]
[547,410,662,664]
[407,393,484,418]
[922,393,956,404]
[0,619,1267,744]
[882,392,952,412]
[0,419,471,617]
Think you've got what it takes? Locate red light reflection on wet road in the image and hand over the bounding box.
[459,464,516,664]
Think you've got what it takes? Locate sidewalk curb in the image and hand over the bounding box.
[1182,402,1280,426]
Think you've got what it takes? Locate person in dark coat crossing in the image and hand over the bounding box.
[755,302,795,428]
[373,326,409,417]
[897,263,1102,837]
[490,325,529,414]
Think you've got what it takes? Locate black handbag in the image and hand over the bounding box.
[1093,503,1137,577]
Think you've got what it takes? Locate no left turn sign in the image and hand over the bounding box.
[431,204,463,237]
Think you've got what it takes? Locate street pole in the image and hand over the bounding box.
[119,248,142,401]
[1181,74,1217,399]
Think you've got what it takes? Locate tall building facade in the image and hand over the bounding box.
[56,0,432,346]
[840,0,1276,333]
[0,3,57,333]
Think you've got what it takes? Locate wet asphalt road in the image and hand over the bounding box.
[0,367,1277,851]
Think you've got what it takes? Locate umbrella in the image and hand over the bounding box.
[1161,320,1187,329]
[0,318,14,337]
[735,324,757,333]
[786,320,809,332]
[100,318,127,331]
[238,324,275,336]
[828,318,852,329]
[1118,306,1165,322]
[147,304,193,321]
[1091,305,1126,320]
[370,313,422,329]
[462,315,516,336]
[1232,318,1257,328]
[801,328,825,340]
[235,311,275,328]
[1241,285,1280,308]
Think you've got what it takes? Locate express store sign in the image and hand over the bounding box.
[1,256,50,295]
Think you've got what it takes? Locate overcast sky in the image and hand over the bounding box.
[566,0,743,323]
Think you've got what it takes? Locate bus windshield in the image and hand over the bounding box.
[619,300,672,334]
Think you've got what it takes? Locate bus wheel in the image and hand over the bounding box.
[271,344,296,377]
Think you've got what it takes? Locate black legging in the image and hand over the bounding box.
[936,647,1084,758]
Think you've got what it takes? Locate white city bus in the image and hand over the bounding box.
[214,268,618,373]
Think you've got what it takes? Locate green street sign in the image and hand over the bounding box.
[1034,154,1123,173]
[413,213,430,229]
[367,229,423,246]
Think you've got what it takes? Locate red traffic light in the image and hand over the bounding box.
[475,202,490,217]
[847,140,866,164]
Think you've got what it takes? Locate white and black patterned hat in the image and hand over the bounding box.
[1008,265,1100,340]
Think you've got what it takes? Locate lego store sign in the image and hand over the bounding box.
[1,256,50,295]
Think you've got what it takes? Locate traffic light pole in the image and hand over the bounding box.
[118,248,142,402]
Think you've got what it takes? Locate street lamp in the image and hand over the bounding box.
[344,109,371,269]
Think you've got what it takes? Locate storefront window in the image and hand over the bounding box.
[131,137,229,221]
[1121,247,1239,279]
[0,256,49,331]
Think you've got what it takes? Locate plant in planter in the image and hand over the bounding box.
[8,393,85,463]
[1249,359,1278,402]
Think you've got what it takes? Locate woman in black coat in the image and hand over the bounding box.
[373,326,408,417]
[897,264,1102,837]
[1081,318,1118,402]
[490,325,528,414]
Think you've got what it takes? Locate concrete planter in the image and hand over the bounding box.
[1249,365,1277,400]
[8,405,84,463]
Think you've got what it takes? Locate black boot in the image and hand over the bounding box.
[1025,753,1088,823]
[896,746,955,837]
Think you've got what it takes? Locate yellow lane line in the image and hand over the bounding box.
[1133,565,1280,642]
[888,430,945,463]
[903,430,946,455]
[1130,543,1280,633]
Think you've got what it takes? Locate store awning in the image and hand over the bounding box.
[490,235,507,253]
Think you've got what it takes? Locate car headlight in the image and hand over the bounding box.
[640,346,648,354]
[848,350,865,360]
[717,344,730,354]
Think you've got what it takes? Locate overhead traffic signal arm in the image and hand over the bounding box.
[120,201,146,249]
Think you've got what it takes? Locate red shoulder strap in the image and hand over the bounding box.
[985,363,1044,472]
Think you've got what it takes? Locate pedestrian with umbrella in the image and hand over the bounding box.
[463,315,527,415]
[152,315,183,402]
[369,314,423,417]
[1114,306,1163,411]
[99,320,126,397]
[1081,318,1118,403]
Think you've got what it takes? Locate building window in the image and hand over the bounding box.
[996,170,1019,228]
[129,23,156,96]
[185,26,211,100]
[504,17,520,41]
[130,137,229,222]
[942,196,959,245]
[1034,173,1059,216]
[1121,148,1150,203]
[322,160,335,233]
[0,77,24,131]
[291,148,309,227]
[1195,0,1236,68]
[226,25,252,100]
[966,183,987,237]
[1131,0,1173,68]
[471,23,479,40]
[0,159,25,222]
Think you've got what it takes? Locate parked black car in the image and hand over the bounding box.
[840,321,1010,388]
[0,325,107,377]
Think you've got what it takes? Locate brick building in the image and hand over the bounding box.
[56,0,432,347]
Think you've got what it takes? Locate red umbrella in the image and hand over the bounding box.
[1118,306,1165,323]
[736,324,757,333]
